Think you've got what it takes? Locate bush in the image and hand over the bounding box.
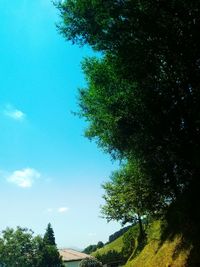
[79,258,103,267]
[95,250,125,265]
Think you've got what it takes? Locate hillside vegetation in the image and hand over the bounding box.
[92,235,124,256]
[92,233,126,266]
[127,235,190,267]
[92,224,139,265]
[93,218,199,267]
[126,221,191,267]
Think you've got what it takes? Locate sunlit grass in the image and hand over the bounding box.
[92,235,124,256]
[126,220,192,267]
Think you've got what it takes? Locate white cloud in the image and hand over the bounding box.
[3,104,26,121]
[7,168,41,188]
[58,207,69,213]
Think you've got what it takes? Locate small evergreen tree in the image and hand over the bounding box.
[42,223,63,267]
[44,223,56,246]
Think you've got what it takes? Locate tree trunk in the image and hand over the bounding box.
[137,214,145,238]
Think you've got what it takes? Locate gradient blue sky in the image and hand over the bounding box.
[0,0,121,249]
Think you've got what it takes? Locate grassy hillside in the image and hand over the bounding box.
[92,235,124,256]
[127,236,190,267]
[126,221,192,267]
[93,219,200,267]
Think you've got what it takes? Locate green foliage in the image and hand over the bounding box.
[83,245,97,254]
[78,56,138,159]
[102,161,157,224]
[57,0,200,218]
[93,235,124,256]
[42,223,63,267]
[93,224,145,265]
[95,250,125,266]
[94,226,141,266]
[79,257,103,267]
[0,227,43,267]
[83,241,104,254]
[57,3,200,265]
[108,225,131,243]
[40,244,63,267]
[122,226,139,260]
[44,223,56,246]
[0,226,63,267]
[97,241,104,249]
[101,161,159,240]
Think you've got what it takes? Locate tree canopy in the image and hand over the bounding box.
[56,0,200,225]
[0,227,42,267]
[0,225,63,267]
[101,160,160,236]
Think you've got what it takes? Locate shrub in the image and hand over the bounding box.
[79,258,103,267]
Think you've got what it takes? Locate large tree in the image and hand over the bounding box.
[79,56,186,205]
[57,0,200,217]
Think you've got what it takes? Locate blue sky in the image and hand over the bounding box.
[0,0,121,249]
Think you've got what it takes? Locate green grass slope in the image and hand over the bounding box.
[91,194,200,267]
[93,219,198,267]
[127,236,190,267]
[126,221,192,267]
[92,235,124,256]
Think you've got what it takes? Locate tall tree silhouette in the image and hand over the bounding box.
[44,223,56,246]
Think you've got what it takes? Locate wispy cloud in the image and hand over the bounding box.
[45,207,69,214]
[3,104,26,121]
[7,168,41,188]
[58,207,69,213]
